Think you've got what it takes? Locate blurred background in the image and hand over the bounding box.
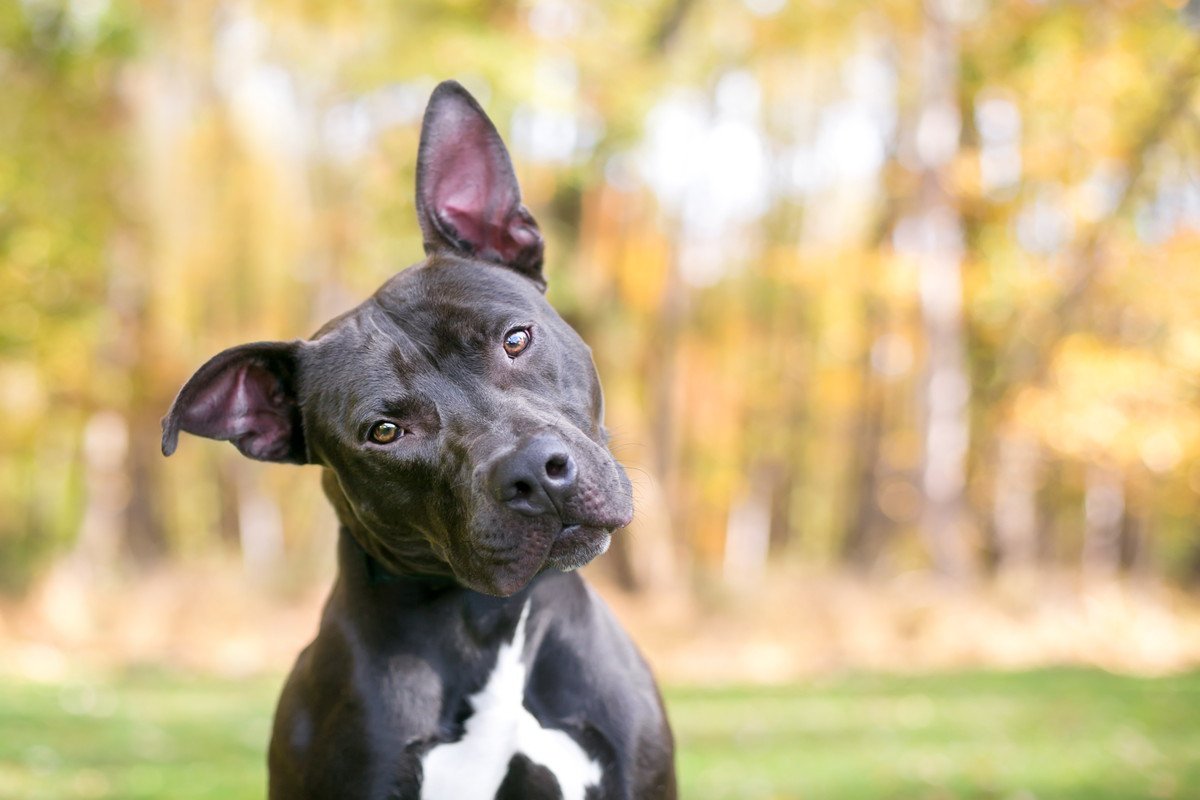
[4,0,1200,798]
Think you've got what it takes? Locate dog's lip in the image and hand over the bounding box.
[556,522,588,539]
[557,523,605,543]
[546,523,612,570]
[558,510,632,535]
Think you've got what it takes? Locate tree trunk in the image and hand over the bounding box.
[723,467,773,587]
[912,1,973,581]
[842,293,889,570]
[992,427,1041,576]
[71,411,130,578]
[107,231,170,566]
[1082,464,1124,580]
[648,234,687,558]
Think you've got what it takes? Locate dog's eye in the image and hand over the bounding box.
[503,327,531,357]
[368,421,402,444]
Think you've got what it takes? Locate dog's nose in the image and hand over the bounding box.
[489,433,578,517]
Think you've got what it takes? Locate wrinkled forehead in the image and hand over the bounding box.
[299,259,583,407]
[374,259,549,347]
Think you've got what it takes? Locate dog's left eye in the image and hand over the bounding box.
[503,327,531,357]
[368,421,403,444]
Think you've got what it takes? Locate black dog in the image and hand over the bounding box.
[162,81,676,800]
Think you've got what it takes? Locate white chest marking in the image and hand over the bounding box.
[420,601,601,800]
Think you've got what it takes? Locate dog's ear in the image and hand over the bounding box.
[161,341,308,464]
[416,80,546,290]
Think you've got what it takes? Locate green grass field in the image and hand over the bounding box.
[0,668,1197,799]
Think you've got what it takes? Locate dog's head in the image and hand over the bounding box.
[162,81,632,596]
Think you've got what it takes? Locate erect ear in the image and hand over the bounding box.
[161,341,307,464]
[416,80,546,290]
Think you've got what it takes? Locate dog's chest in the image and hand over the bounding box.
[419,602,601,800]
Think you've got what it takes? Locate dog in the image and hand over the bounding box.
[161,80,676,800]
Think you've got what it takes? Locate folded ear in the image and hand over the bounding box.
[161,341,307,464]
[416,80,546,290]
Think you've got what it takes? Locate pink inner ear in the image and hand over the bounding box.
[181,361,297,462]
[417,83,544,277]
[431,137,518,251]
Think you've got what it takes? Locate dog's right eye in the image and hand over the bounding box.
[368,421,402,444]
[503,327,531,357]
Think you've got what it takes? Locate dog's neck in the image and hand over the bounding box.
[321,467,457,586]
[333,524,462,601]
[328,505,540,651]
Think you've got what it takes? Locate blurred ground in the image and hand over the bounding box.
[4,562,1200,685]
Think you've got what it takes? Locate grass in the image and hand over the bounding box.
[0,668,1197,799]
[669,670,1200,799]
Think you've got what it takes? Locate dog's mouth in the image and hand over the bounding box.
[453,516,625,596]
[544,522,613,572]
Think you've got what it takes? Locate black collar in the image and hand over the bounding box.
[364,551,457,591]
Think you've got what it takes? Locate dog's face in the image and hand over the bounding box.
[161,82,632,596]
